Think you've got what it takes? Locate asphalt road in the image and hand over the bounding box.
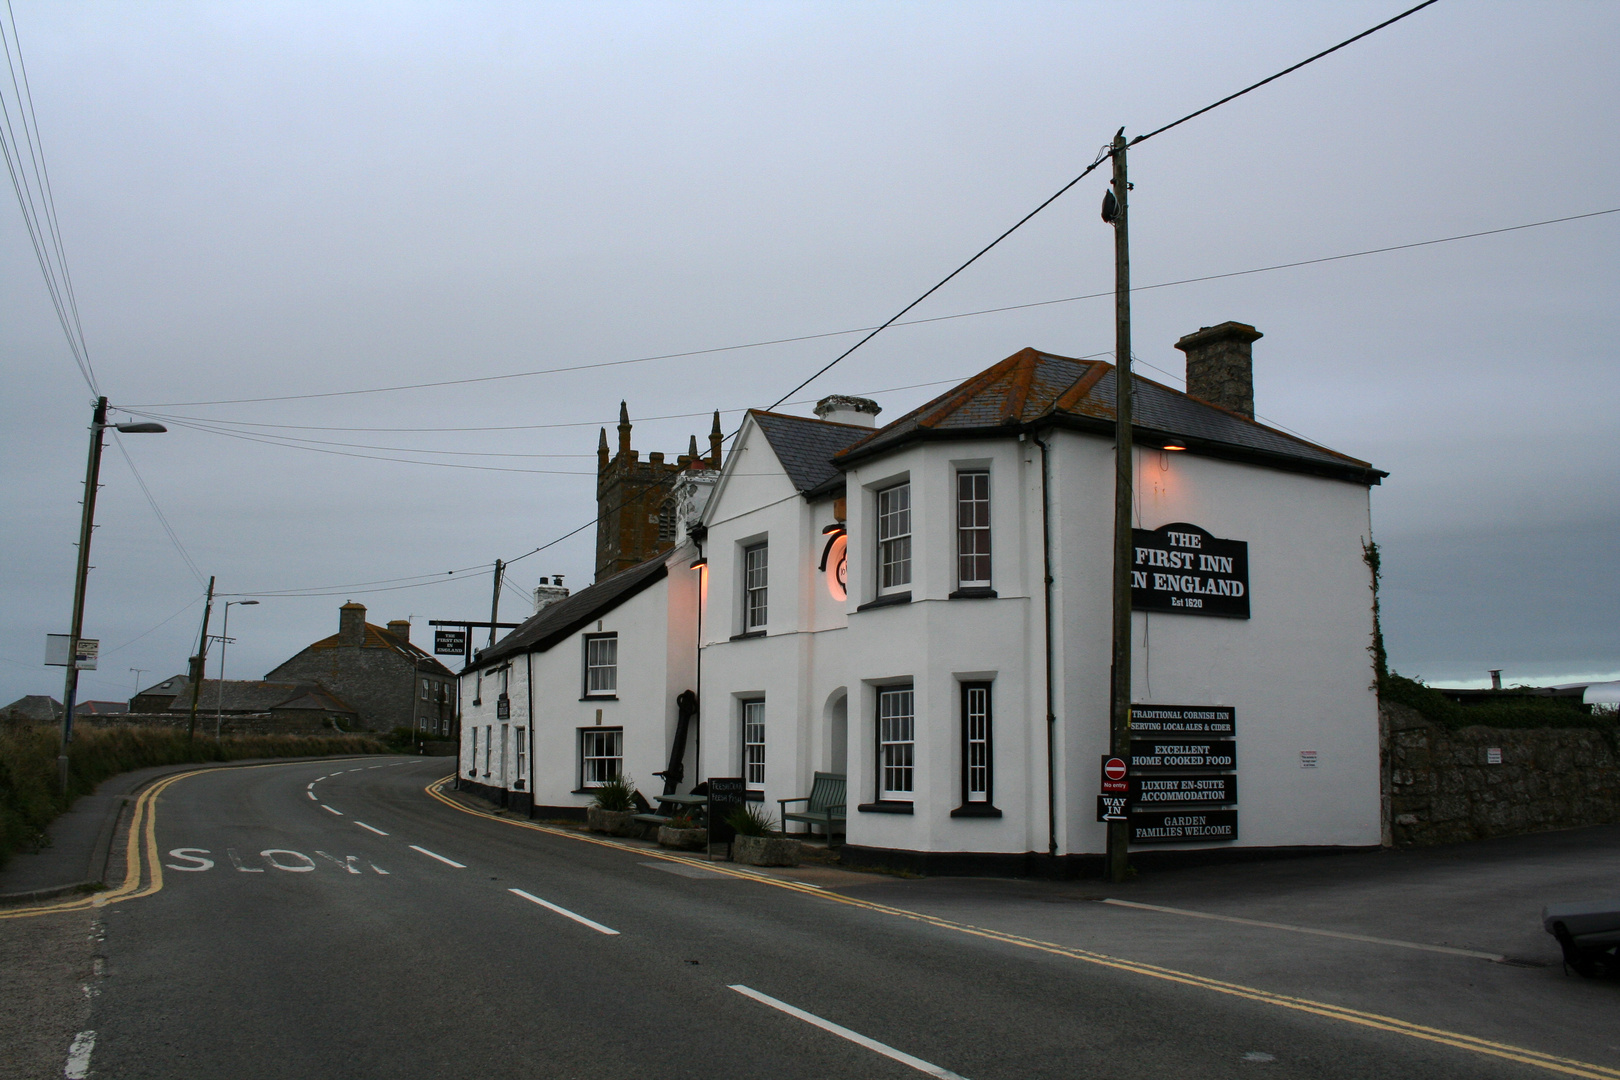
[33,756,1620,1080]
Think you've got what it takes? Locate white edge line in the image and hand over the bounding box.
[409,844,466,868]
[508,888,621,935]
[729,984,968,1080]
[322,804,343,815]
[1100,899,1506,961]
[306,791,317,800]
[64,1030,95,1080]
[353,821,389,836]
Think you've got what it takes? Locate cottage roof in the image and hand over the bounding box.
[468,553,669,670]
[303,622,455,676]
[748,410,874,494]
[833,348,1384,486]
[135,674,189,699]
[165,680,348,714]
[271,687,357,714]
[2,695,63,721]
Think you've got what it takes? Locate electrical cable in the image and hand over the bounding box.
[101,593,205,656]
[110,432,208,587]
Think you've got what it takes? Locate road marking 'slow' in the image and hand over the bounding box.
[508,889,619,935]
[64,1031,95,1080]
[322,805,343,816]
[730,985,968,1079]
[409,845,465,868]
[1100,899,1507,962]
[353,821,388,836]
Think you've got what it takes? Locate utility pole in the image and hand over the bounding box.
[487,559,505,648]
[185,577,215,745]
[1106,128,1134,884]
[129,668,148,702]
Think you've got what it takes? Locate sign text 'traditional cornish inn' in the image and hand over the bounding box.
[1131,522,1250,619]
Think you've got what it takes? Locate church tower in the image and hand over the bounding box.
[595,404,721,581]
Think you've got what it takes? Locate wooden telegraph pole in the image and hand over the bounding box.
[1106,129,1134,883]
[185,576,215,745]
[488,559,505,648]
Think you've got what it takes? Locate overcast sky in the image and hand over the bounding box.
[2,0,1615,710]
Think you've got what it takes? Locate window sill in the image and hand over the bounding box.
[950,803,1002,818]
[857,800,914,814]
[729,630,766,641]
[571,787,605,795]
[579,695,619,702]
[855,592,911,612]
[948,587,998,600]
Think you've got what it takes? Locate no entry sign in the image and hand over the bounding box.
[1100,755,1128,793]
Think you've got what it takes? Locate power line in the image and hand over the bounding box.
[220,563,495,599]
[110,432,208,587]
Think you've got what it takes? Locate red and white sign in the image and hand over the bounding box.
[1101,756,1128,793]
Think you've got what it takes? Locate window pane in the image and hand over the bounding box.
[878,687,915,797]
[878,483,912,589]
[965,685,990,801]
[745,544,768,629]
[957,472,991,587]
[587,635,618,694]
[743,700,766,789]
[581,728,623,786]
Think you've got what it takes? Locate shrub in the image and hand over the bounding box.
[667,812,698,831]
[590,775,638,812]
[1381,672,1616,734]
[726,802,779,837]
[0,724,385,869]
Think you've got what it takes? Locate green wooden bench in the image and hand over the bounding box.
[779,772,846,848]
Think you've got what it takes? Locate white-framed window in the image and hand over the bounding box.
[469,726,478,772]
[421,678,430,700]
[500,723,509,779]
[515,727,526,781]
[580,728,623,787]
[743,543,769,630]
[956,471,991,588]
[484,724,493,776]
[742,699,766,790]
[584,634,618,696]
[878,685,915,799]
[962,682,992,804]
[877,483,912,592]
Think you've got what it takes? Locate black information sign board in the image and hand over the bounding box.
[1132,523,1249,619]
[1130,704,1235,738]
[707,777,747,847]
[434,629,468,656]
[1131,809,1238,844]
[1097,794,1128,822]
[1129,739,1235,772]
[496,693,510,720]
[1131,774,1237,806]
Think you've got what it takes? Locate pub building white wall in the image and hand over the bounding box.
[1051,433,1382,855]
[457,556,697,816]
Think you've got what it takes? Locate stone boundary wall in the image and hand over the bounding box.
[1382,701,1620,846]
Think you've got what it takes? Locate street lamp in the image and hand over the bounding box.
[59,397,167,793]
[216,600,259,739]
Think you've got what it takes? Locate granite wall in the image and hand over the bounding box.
[1382,701,1620,846]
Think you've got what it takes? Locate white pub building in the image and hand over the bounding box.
[458,322,1388,874]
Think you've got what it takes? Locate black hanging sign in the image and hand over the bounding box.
[1132,523,1249,619]
[707,777,747,847]
[435,629,468,656]
[496,693,510,720]
[1130,704,1235,738]
[1130,809,1238,844]
[1131,774,1237,806]
[1129,739,1236,772]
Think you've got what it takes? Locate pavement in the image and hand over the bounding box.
[0,754,382,903]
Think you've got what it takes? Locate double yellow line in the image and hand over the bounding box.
[426,777,1620,1080]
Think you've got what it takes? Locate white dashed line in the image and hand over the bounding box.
[322,805,343,816]
[409,845,465,868]
[729,985,969,1079]
[354,821,388,836]
[64,1030,96,1079]
[371,863,390,875]
[307,791,317,801]
[508,889,620,935]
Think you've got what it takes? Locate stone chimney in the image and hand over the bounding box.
[1175,322,1263,418]
[338,602,367,646]
[814,395,882,428]
[534,576,570,613]
[386,619,411,643]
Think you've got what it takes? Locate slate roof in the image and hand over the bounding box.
[75,701,129,716]
[834,348,1384,485]
[165,680,355,714]
[749,410,874,493]
[2,695,63,721]
[135,674,188,699]
[469,554,670,670]
[304,622,455,676]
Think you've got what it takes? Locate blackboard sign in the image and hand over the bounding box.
[1131,809,1238,844]
[1131,774,1237,806]
[1129,740,1235,772]
[707,777,747,847]
[434,629,468,656]
[1131,704,1235,738]
[1132,523,1249,619]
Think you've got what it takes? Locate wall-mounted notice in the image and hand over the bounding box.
[1131,775,1237,806]
[1130,705,1235,738]
[1299,750,1317,769]
[1131,522,1249,618]
[1131,810,1238,844]
[1129,740,1235,772]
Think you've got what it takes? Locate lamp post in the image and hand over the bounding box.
[59,397,166,793]
[215,600,258,739]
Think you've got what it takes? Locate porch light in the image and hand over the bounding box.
[1162,443,1186,451]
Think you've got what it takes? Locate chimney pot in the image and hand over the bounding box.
[387,619,411,643]
[1175,321,1262,418]
[814,395,882,428]
[338,602,367,646]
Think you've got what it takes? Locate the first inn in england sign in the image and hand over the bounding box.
[1131,522,1250,619]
